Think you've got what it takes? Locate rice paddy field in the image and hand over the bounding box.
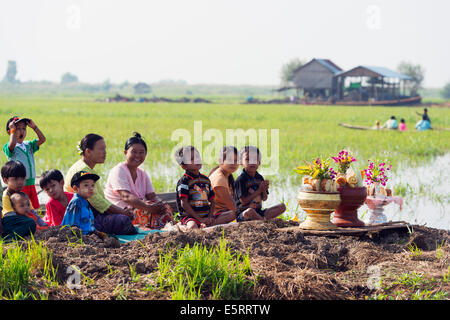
[0,94,449,302]
[1,95,449,229]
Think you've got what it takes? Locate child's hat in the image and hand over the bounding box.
[71,170,100,187]
[13,117,30,125]
[6,116,30,132]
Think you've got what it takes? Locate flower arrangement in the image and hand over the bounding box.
[295,157,337,192]
[331,150,362,188]
[364,159,393,196]
[332,150,356,174]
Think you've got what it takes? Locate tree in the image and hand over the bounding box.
[61,72,78,84]
[280,58,304,86]
[441,81,450,99]
[2,60,17,83]
[102,79,112,92]
[397,61,425,96]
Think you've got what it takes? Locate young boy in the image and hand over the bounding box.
[175,146,232,230]
[40,169,74,226]
[9,192,49,231]
[62,170,106,238]
[1,160,37,240]
[3,116,46,210]
[234,146,286,222]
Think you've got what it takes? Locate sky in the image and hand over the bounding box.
[0,0,449,87]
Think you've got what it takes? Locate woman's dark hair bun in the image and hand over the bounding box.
[125,132,147,151]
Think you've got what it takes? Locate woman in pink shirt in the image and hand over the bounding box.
[104,132,173,229]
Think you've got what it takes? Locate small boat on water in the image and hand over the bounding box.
[338,123,450,131]
[334,96,422,106]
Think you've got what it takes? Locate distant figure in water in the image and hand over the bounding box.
[415,108,432,131]
[381,116,398,130]
[416,108,431,123]
[372,120,381,130]
[399,119,406,131]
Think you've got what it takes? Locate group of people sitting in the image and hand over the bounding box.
[0,116,286,241]
[374,108,432,131]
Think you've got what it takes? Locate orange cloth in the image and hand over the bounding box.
[133,200,173,229]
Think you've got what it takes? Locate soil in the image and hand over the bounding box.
[31,219,450,300]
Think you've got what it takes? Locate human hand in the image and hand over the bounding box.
[27,119,37,130]
[123,208,135,219]
[94,230,108,240]
[258,181,269,193]
[201,217,213,227]
[8,120,16,134]
[260,180,269,193]
[147,201,165,213]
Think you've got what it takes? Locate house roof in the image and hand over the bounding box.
[293,58,343,75]
[336,66,412,80]
[316,59,343,74]
[134,82,150,88]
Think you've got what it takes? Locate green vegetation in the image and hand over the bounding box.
[154,237,254,300]
[367,270,449,300]
[0,236,58,300]
[0,95,448,192]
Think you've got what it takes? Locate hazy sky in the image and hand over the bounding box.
[1,0,449,87]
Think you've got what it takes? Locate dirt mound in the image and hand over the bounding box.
[31,220,450,300]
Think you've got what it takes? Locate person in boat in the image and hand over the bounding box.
[380,116,398,130]
[416,108,431,124]
[415,108,432,131]
[372,120,381,130]
[104,132,173,230]
[399,119,407,131]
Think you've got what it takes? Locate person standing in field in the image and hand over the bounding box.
[208,146,240,224]
[3,116,46,210]
[416,108,431,124]
[415,108,432,131]
[64,133,137,235]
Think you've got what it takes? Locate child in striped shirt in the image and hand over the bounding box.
[175,146,216,230]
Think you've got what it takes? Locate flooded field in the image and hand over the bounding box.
[266,153,450,230]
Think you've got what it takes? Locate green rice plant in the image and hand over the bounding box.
[436,239,446,260]
[393,182,414,198]
[69,265,95,287]
[156,236,254,300]
[0,237,58,299]
[113,283,129,300]
[394,272,426,289]
[128,263,141,283]
[443,266,450,283]
[407,243,423,258]
[0,242,32,299]
[26,235,59,289]
[411,289,448,300]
